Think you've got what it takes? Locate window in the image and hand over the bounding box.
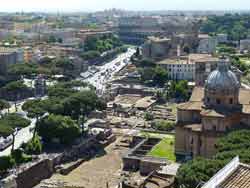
[216,99,221,104]
[207,97,210,103]
[229,98,233,104]
[213,125,216,131]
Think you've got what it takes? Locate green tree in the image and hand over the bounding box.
[22,99,47,140]
[21,134,42,155]
[55,58,74,76]
[8,63,38,78]
[0,99,10,117]
[0,114,30,152]
[37,114,80,145]
[4,81,29,111]
[176,158,225,188]
[81,50,101,60]
[0,156,15,174]
[153,66,168,87]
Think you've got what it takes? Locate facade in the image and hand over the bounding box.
[156,58,195,81]
[175,59,250,159]
[34,75,46,97]
[240,39,250,52]
[156,54,219,81]
[197,34,218,54]
[0,48,23,75]
[118,16,165,44]
[216,33,228,44]
[142,34,199,61]
[142,37,172,61]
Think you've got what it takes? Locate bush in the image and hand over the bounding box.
[0,156,15,173]
[37,114,80,145]
[22,135,42,155]
[11,149,32,164]
[151,120,175,131]
[144,112,154,121]
[176,157,225,188]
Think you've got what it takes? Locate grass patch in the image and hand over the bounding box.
[139,131,173,139]
[240,58,250,65]
[148,136,176,162]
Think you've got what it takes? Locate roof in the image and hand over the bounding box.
[114,94,142,106]
[189,87,204,102]
[198,34,211,39]
[156,59,189,65]
[178,86,250,116]
[200,109,233,118]
[184,124,202,132]
[178,101,203,111]
[189,87,250,105]
[188,53,219,63]
[219,164,250,188]
[134,96,156,109]
[205,61,240,93]
[242,104,250,114]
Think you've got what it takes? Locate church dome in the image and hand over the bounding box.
[205,60,240,93]
[204,59,240,108]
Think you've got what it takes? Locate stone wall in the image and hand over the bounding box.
[0,136,109,188]
[16,159,53,188]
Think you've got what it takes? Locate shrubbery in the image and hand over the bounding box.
[144,112,154,121]
[22,135,43,155]
[0,155,15,174]
[176,130,250,188]
[11,149,32,164]
[37,114,80,145]
[151,120,175,131]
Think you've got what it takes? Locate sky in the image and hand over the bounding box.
[1,0,250,12]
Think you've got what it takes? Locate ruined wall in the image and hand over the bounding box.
[139,159,166,175]
[16,159,53,188]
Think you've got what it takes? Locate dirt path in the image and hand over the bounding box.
[47,139,127,188]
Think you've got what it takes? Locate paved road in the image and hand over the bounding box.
[0,97,47,157]
[0,118,36,157]
[79,48,135,95]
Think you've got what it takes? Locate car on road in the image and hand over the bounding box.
[0,137,13,151]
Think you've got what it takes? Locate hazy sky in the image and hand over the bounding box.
[1,0,250,12]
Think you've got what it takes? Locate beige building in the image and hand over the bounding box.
[175,59,250,159]
[156,54,219,81]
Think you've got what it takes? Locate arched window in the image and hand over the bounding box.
[229,98,233,104]
[216,99,221,104]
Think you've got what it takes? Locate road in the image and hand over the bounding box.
[79,48,135,95]
[0,118,36,157]
[0,49,135,157]
[0,97,46,157]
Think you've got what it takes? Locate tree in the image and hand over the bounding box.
[176,130,250,188]
[8,63,38,78]
[81,50,101,61]
[21,134,42,155]
[0,99,10,117]
[4,81,29,112]
[37,114,80,145]
[0,156,15,174]
[176,157,225,188]
[22,99,47,140]
[55,58,74,76]
[62,90,101,119]
[167,80,189,100]
[153,66,168,87]
[0,114,30,152]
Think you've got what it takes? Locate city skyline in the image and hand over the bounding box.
[1,0,250,12]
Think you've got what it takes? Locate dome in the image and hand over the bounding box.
[205,60,240,93]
